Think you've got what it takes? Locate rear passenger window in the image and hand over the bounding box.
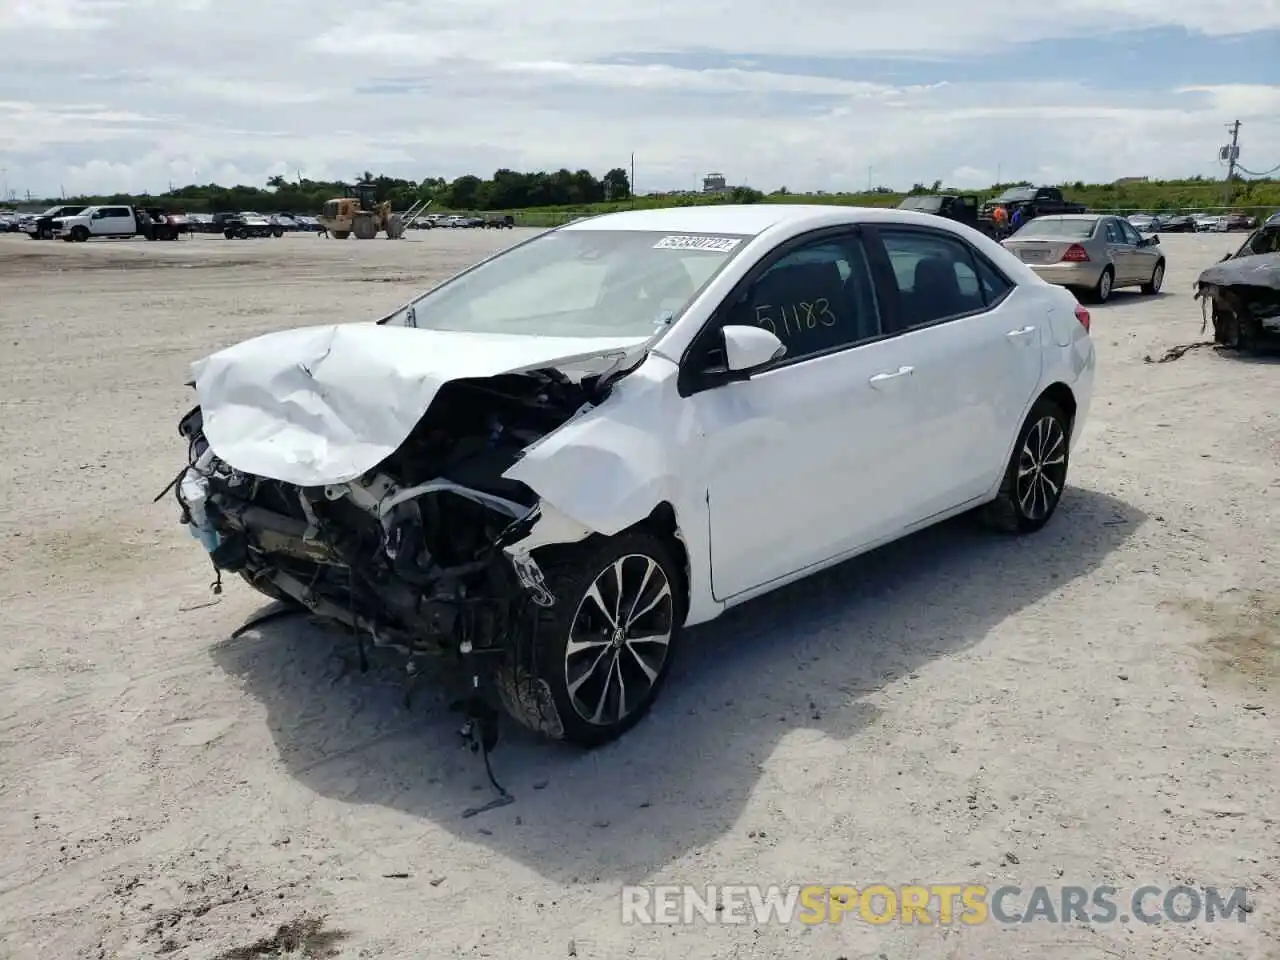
[973,255,1013,305]
[878,229,996,328]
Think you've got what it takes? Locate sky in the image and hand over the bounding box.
[1,0,1279,199]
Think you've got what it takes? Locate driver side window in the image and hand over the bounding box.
[723,234,883,363]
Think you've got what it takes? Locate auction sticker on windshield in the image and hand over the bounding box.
[653,235,742,252]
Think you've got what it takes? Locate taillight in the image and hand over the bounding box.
[1061,244,1090,262]
[1074,303,1091,332]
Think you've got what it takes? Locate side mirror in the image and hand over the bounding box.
[723,325,785,372]
[1221,252,1233,262]
[1149,235,1159,244]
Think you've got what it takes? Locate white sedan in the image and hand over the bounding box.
[170,204,1095,748]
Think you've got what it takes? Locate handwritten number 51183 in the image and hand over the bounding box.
[753,300,838,337]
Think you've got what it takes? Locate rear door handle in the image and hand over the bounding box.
[1006,325,1036,340]
[868,365,913,388]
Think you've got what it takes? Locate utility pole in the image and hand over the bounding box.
[630,152,635,207]
[1222,119,1240,208]
[1225,120,1240,182]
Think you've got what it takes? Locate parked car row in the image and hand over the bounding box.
[407,213,515,229]
[185,213,323,235]
[1127,212,1258,234]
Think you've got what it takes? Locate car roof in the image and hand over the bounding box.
[1030,213,1099,221]
[560,203,979,238]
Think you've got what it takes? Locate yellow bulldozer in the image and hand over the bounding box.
[317,181,411,239]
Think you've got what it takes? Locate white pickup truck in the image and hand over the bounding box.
[51,205,140,242]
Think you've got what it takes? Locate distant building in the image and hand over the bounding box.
[1113,176,1149,185]
[702,172,729,194]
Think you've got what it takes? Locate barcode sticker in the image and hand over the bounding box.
[653,235,742,252]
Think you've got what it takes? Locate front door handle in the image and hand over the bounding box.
[868,365,914,388]
[1006,325,1036,340]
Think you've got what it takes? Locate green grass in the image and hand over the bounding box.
[469,181,1280,228]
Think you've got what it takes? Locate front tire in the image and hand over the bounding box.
[496,531,683,747]
[71,226,89,243]
[982,398,1071,534]
[1141,261,1164,295]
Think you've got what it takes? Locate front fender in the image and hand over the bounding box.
[502,408,672,536]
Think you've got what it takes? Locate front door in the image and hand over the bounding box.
[91,207,133,236]
[686,230,921,599]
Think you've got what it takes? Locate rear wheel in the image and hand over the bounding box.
[981,398,1071,534]
[1141,261,1164,295]
[495,531,682,747]
[1093,266,1113,303]
[332,230,350,240]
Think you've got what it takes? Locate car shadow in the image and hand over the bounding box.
[211,486,1144,883]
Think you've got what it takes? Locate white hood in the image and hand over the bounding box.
[192,322,649,487]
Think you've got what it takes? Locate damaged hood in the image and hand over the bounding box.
[191,322,649,486]
[1197,252,1280,291]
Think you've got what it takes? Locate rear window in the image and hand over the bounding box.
[898,196,943,213]
[1013,218,1096,239]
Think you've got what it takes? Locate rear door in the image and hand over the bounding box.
[864,225,1042,517]
[1101,217,1136,282]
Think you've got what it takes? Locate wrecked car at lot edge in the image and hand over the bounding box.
[1194,223,1280,348]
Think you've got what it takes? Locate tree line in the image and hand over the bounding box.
[30,167,1279,218]
[48,167,635,214]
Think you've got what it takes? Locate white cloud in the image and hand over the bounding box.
[0,0,1277,198]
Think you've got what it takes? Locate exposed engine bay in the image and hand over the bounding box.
[166,369,607,762]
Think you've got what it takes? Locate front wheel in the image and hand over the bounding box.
[71,226,89,242]
[1141,261,1164,295]
[495,531,683,747]
[981,398,1071,534]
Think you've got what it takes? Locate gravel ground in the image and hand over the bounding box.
[0,229,1276,960]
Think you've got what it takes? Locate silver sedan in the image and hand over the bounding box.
[1001,214,1165,303]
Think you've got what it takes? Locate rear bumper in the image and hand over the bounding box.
[1027,261,1104,290]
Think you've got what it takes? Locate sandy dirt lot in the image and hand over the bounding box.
[0,228,1276,960]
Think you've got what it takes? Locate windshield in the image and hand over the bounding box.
[1013,217,1096,239]
[387,228,749,337]
[898,196,943,213]
[994,188,1036,203]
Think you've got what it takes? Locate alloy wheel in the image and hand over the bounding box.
[564,554,674,726]
[1016,416,1067,522]
[1150,264,1164,293]
[1098,270,1112,301]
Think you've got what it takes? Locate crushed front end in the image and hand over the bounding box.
[1194,250,1280,349]
[164,372,598,754]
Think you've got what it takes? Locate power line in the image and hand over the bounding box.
[1236,160,1280,177]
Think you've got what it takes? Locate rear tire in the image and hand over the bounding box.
[981,397,1071,534]
[494,531,683,747]
[332,230,350,240]
[1092,266,1113,303]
